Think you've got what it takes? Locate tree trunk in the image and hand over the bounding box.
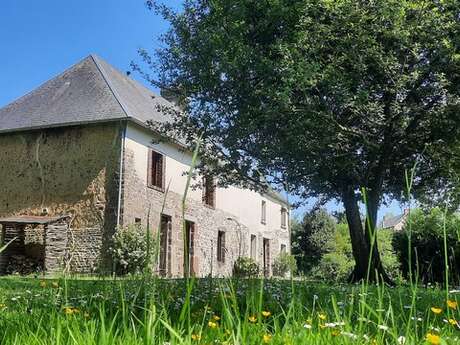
[342,186,394,285]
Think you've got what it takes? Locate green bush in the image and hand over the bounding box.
[232,257,259,278]
[310,223,402,282]
[110,225,153,275]
[272,253,297,277]
[393,208,460,285]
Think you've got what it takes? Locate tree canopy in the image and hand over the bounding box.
[143,0,460,282]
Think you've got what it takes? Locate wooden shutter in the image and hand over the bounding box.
[147,149,153,187]
[221,231,225,263]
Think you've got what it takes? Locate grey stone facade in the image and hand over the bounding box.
[121,148,249,277]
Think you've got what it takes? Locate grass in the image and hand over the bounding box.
[0,276,459,344]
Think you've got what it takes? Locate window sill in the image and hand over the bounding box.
[147,184,165,193]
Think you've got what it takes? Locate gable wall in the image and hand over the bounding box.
[0,123,123,272]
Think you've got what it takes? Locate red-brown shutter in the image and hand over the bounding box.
[147,149,153,187]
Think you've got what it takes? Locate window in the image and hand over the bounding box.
[261,200,266,224]
[147,149,164,190]
[280,244,287,254]
[281,207,287,228]
[250,234,257,260]
[134,218,142,225]
[217,231,226,263]
[184,221,196,276]
[203,175,216,208]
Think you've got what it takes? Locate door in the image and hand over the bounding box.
[263,238,270,277]
[159,215,172,277]
[184,220,196,277]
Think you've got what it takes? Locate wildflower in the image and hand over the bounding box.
[262,334,272,343]
[0,303,6,310]
[303,323,312,329]
[447,300,458,310]
[426,333,441,345]
[449,319,459,327]
[208,321,218,329]
[397,335,406,344]
[324,323,337,328]
[51,282,59,289]
[191,334,201,341]
[318,313,327,320]
[39,280,47,288]
[248,315,257,323]
[331,330,340,336]
[262,310,271,317]
[377,325,389,331]
[431,307,442,315]
[213,315,221,321]
[63,307,79,315]
[341,332,357,340]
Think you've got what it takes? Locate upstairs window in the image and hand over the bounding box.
[217,231,226,263]
[281,207,287,228]
[261,200,267,224]
[147,149,164,190]
[203,176,216,208]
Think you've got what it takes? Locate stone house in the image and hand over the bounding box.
[381,209,409,231]
[0,55,290,277]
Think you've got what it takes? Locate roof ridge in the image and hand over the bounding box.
[90,54,130,119]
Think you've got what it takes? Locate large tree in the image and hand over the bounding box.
[141,0,460,283]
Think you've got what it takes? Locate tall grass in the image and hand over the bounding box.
[1,143,459,344]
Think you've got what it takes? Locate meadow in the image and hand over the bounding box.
[0,276,459,344]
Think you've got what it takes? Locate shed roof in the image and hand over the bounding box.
[0,215,70,225]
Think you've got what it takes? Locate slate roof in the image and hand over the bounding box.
[381,213,406,229]
[0,54,173,134]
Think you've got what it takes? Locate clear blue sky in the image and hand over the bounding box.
[0,0,403,220]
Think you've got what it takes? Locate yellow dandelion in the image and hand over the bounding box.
[447,300,458,310]
[213,315,221,321]
[191,334,201,341]
[0,303,6,310]
[318,313,327,320]
[63,307,74,315]
[208,321,218,329]
[248,315,257,323]
[426,333,441,345]
[331,330,341,337]
[39,280,47,288]
[263,334,272,343]
[262,311,272,317]
[51,282,59,289]
[430,307,442,315]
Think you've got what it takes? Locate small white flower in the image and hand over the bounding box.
[303,323,312,329]
[342,332,358,340]
[378,325,389,331]
[397,335,406,344]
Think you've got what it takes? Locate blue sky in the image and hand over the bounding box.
[0,0,403,220]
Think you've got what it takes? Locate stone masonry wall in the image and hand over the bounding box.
[121,147,285,278]
[0,123,123,273]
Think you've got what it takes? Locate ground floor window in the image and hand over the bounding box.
[217,230,225,263]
